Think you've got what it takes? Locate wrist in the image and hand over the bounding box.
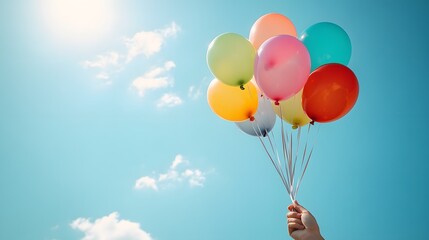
[305,232,324,240]
[310,233,324,240]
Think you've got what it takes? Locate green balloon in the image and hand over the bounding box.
[207,33,256,87]
[300,22,352,71]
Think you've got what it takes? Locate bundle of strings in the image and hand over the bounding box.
[251,115,319,202]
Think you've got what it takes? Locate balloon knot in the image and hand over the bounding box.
[274,101,280,105]
[240,85,245,90]
[249,116,255,121]
[292,125,298,130]
[310,120,315,125]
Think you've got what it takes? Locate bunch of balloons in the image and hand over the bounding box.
[207,12,359,132]
[206,13,359,200]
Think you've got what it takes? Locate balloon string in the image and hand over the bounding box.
[254,117,283,176]
[278,105,292,197]
[291,126,302,197]
[269,130,290,188]
[249,104,319,201]
[300,124,312,170]
[252,117,264,137]
[251,121,290,195]
[264,123,289,188]
[295,124,312,199]
[289,131,293,197]
[253,119,279,170]
[278,106,289,174]
[292,126,302,182]
[294,124,320,199]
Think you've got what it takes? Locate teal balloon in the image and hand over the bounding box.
[300,22,351,71]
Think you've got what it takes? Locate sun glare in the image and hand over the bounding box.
[39,0,117,46]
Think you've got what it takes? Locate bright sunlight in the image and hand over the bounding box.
[39,0,117,46]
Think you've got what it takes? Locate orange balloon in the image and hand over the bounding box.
[249,13,297,50]
[207,79,258,122]
[302,63,359,123]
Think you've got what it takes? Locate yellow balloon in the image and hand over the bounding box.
[273,90,312,129]
[207,79,258,122]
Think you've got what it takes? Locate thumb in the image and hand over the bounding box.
[292,200,309,213]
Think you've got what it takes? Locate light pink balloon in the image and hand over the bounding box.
[255,35,311,103]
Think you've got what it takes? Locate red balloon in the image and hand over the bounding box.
[302,63,359,123]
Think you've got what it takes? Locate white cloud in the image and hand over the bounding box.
[188,85,202,100]
[131,61,176,97]
[158,170,179,182]
[134,176,158,191]
[170,154,185,169]
[182,169,206,187]
[82,52,121,69]
[96,72,110,80]
[125,32,163,62]
[161,22,180,38]
[134,154,207,190]
[157,93,183,108]
[157,154,188,182]
[125,22,181,62]
[71,212,153,240]
[82,22,180,85]
[81,52,123,83]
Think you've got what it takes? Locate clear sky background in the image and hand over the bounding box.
[1,0,428,239]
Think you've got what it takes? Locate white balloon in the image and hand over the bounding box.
[235,95,276,137]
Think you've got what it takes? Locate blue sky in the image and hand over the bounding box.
[1,0,429,239]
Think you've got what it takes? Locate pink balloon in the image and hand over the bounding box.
[255,35,311,103]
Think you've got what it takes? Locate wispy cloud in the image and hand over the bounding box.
[95,72,110,80]
[157,93,183,108]
[82,22,180,85]
[125,22,180,62]
[131,61,176,97]
[81,52,123,81]
[135,176,158,191]
[182,169,206,187]
[71,212,153,240]
[82,52,121,69]
[134,154,207,190]
[81,22,190,108]
[188,77,210,101]
[188,85,202,100]
[161,22,181,38]
[158,169,180,183]
[170,154,186,169]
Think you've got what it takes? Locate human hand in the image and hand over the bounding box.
[286,200,324,240]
